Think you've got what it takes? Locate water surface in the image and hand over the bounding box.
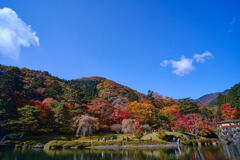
[1,144,240,160]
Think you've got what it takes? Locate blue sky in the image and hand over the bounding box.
[0,0,239,99]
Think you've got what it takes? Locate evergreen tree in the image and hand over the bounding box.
[200,107,213,119]
[151,107,159,128]
[53,101,71,132]
[18,105,39,133]
[46,80,63,99]
[62,84,85,105]
[0,100,7,131]
[178,98,199,115]
[0,67,24,114]
[24,78,45,100]
[228,84,240,110]
[216,94,224,107]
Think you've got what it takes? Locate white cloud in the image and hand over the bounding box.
[193,51,213,63]
[0,7,39,60]
[170,56,194,76]
[161,51,213,76]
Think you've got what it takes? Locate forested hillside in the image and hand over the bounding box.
[0,64,239,138]
[0,64,145,115]
[0,64,147,135]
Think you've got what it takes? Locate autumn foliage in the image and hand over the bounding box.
[110,109,129,124]
[162,104,182,118]
[150,92,176,108]
[85,98,114,119]
[173,113,212,136]
[20,99,53,124]
[127,101,153,123]
[221,104,240,120]
[2,64,240,139]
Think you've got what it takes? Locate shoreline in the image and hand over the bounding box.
[86,143,182,149]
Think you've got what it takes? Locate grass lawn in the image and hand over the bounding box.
[141,132,164,142]
[43,133,168,149]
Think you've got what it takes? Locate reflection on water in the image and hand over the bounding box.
[0,144,240,160]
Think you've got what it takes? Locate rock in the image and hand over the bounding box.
[44,146,50,150]
[70,146,80,149]
[218,126,240,143]
[32,143,44,149]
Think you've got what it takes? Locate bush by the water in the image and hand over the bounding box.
[157,128,166,139]
[135,129,144,139]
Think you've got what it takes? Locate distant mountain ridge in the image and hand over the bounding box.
[196,90,229,105]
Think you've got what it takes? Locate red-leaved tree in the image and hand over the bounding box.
[221,104,240,120]
[173,113,212,136]
[20,99,54,125]
[85,98,115,124]
[110,109,129,124]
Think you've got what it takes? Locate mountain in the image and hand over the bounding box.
[0,64,146,113]
[196,92,220,105]
[72,77,146,108]
[196,90,229,105]
[2,64,238,108]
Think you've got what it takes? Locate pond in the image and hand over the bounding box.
[1,144,240,160]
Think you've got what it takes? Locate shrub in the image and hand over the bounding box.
[179,135,188,141]
[63,141,79,148]
[135,129,144,139]
[157,128,166,139]
[175,125,185,133]
[44,140,67,149]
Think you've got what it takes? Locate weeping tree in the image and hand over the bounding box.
[72,115,99,136]
[121,119,137,134]
[111,124,122,133]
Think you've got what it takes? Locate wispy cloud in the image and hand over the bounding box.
[193,51,213,63]
[160,60,169,67]
[228,17,238,33]
[230,17,237,25]
[0,8,39,60]
[161,51,213,76]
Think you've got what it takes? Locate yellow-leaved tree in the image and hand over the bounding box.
[127,101,153,123]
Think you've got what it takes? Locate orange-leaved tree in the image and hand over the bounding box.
[127,101,153,123]
[151,92,176,109]
[162,104,182,119]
